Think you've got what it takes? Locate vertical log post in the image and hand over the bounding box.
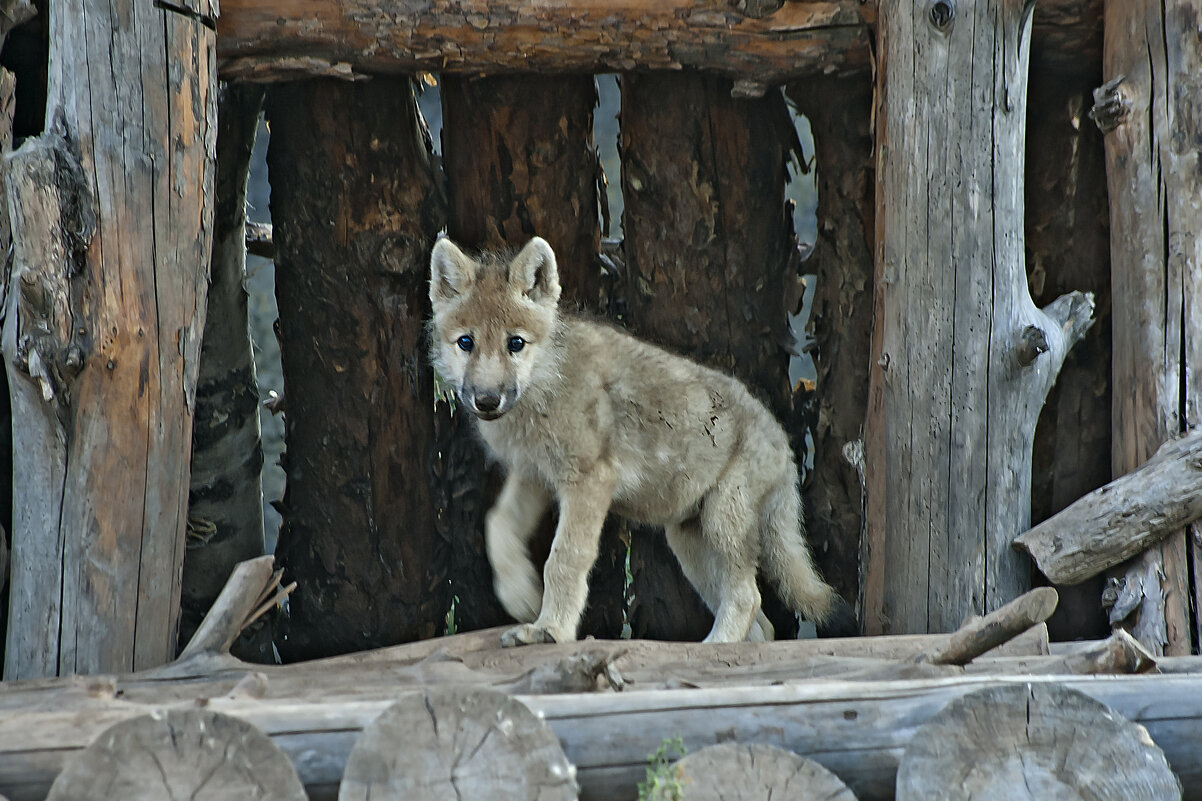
[786,74,876,616]
[1095,0,1202,655]
[266,78,446,660]
[2,0,216,678]
[1025,30,1112,642]
[620,73,802,639]
[864,1,1094,635]
[438,75,625,638]
[183,84,270,660]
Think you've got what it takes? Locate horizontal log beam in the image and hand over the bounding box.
[216,0,1101,85]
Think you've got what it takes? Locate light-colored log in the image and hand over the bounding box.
[916,588,1058,666]
[663,744,856,800]
[864,0,1093,635]
[1014,430,1202,585]
[896,683,1180,800]
[338,688,577,801]
[45,709,307,801]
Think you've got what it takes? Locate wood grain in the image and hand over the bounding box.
[669,743,856,800]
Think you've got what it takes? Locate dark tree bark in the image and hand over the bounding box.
[786,75,875,620]
[183,83,271,661]
[1025,43,1111,643]
[439,75,625,638]
[265,78,446,660]
[620,72,801,640]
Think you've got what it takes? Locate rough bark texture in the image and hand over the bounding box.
[265,78,447,660]
[0,68,16,671]
[864,1,1094,635]
[895,683,1181,800]
[438,74,625,638]
[620,72,802,640]
[216,0,874,87]
[182,83,269,661]
[1026,37,1112,642]
[1097,0,1202,657]
[786,75,875,619]
[2,0,216,678]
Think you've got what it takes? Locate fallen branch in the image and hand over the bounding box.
[1014,429,1202,585]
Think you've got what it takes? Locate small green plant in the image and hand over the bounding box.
[443,594,460,636]
[636,736,687,801]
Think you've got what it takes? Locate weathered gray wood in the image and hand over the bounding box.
[863,0,1094,635]
[338,688,577,801]
[45,709,307,801]
[1095,0,1202,657]
[664,743,856,800]
[3,669,1201,801]
[175,556,285,666]
[1015,430,1202,585]
[2,0,216,678]
[916,588,1058,666]
[896,683,1181,800]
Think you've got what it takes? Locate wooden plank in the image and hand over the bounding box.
[265,78,447,659]
[863,0,1094,635]
[216,0,874,85]
[2,0,216,677]
[1096,0,1202,656]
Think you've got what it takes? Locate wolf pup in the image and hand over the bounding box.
[428,236,837,647]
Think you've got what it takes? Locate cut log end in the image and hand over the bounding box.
[338,688,578,801]
[45,709,307,801]
[668,743,857,800]
[896,683,1181,800]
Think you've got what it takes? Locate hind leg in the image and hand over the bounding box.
[665,512,761,644]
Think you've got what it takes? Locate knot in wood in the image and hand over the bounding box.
[1016,324,1049,367]
[1090,76,1130,134]
[926,0,955,34]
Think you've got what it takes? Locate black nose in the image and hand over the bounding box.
[475,392,501,413]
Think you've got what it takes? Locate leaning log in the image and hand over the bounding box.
[1014,430,1202,585]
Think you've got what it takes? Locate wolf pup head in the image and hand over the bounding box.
[428,236,562,421]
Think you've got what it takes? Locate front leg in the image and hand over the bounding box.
[501,463,615,647]
[486,471,552,623]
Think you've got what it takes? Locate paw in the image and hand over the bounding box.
[500,623,559,648]
[495,568,543,623]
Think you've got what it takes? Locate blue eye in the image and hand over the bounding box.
[456,335,474,352]
[507,336,525,353]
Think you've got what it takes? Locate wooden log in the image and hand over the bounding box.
[664,744,856,800]
[915,588,1058,666]
[265,78,447,659]
[183,82,270,661]
[619,72,809,640]
[338,688,577,801]
[863,0,1094,635]
[214,0,1097,86]
[1014,431,1202,585]
[1095,0,1202,657]
[785,74,875,614]
[437,74,625,637]
[895,683,1181,800]
[45,709,307,801]
[216,0,875,87]
[1,0,216,678]
[3,672,1201,801]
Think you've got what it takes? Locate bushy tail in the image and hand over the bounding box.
[760,480,838,627]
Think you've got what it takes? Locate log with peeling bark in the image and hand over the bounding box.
[1014,430,1202,586]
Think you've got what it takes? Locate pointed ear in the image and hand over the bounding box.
[509,237,561,308]
[430,238,477,306]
